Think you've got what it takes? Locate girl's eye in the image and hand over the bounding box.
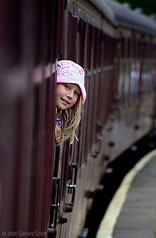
[64,84,69,89]
[74,91,80,96]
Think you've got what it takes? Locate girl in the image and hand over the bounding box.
[55,60,86,145]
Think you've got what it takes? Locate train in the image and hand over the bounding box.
[0,0,156,238]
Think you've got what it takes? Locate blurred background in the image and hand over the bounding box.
[115,0,156,16]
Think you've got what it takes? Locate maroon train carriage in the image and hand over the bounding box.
[0,0,156,238]
[53,1,156,237]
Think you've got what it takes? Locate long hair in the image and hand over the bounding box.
[59,96,82,145]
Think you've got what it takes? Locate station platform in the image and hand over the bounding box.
[96,149,156,238]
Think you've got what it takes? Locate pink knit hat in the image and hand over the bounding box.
[56,60,86,104]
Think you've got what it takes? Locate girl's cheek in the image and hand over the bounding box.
[72,97,79,106]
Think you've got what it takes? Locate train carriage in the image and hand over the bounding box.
[0,0,156,238]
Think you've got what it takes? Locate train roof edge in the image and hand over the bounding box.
[69,0,156,37]
[91,0,156,36]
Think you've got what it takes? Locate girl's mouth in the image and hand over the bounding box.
[61,98,69,105]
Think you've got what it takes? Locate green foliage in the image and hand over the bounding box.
[114,0,156,15]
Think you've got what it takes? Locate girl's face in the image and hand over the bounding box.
[56,83,80,110]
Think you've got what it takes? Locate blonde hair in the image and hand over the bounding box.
[58,96,82,145]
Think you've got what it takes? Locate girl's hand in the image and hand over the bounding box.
[55,125,61,144]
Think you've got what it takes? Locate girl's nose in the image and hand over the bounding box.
[67,91,73,98]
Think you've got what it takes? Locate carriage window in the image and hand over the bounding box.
[32,0,58,65]
[130,61,140,98]
[118,62,125,102]
[124,62,131,103]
